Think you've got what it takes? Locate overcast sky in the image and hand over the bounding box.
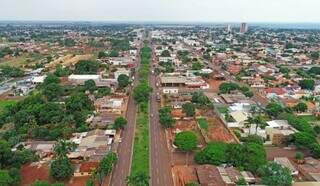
[1,0,320,22]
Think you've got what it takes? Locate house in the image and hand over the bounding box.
[265,87,286,99]
[162,88,179,94]
[32,75,47,84]
[274,157,299,176]
[265,120,297,145]
[12,141,55,158]
[159,56,173,63]
[68,129,115,162]
[195,165,256,186]
[68,74,101,85]
[107,57,133,67]
[94,97,124,113]
[88,112,119,128]
[114,68,130,80]
[160,76,186,87]
[297,157,320,181]
[228,111,249,128]
[220,93,247,104]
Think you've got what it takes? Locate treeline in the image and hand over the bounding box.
[129,43,152,185]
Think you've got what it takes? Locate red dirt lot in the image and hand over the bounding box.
[207,116,237,143]
[266,147,310,161]
[20,163,92,186]
[172,165,198,186]
[20,164,51,186]
[207,79,225,93]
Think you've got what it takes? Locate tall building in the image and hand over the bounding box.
[240,23,248,33]
[227,24,232,33]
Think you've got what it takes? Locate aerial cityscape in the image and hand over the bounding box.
[1,1,320,186]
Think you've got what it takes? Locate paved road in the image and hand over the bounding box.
[109,46,141,186]
[149,45,174,186]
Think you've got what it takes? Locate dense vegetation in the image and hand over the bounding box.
[130,42,152,184]
[195,141,267,173]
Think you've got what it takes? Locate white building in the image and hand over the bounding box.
[68,74,101,85]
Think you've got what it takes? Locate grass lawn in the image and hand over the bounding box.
[0,53,43,67]
[197,118,208,131]
[217,106,228,114]
[131,104,149,176]
[0,99,17,113]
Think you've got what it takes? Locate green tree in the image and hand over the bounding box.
[109,50,119,57]
[160,50,170,57]
[192,61,203,70]
[258,162,292,186]
[310,51,320,60]
[241,142,267,172]
[74,60,99,74]
[194,142,228,165]
[266,102,283,117]
[294,102,308,112]
[117,74,130,89]
[98,152,117,175]
[98,51,107,59]
[236,177,247,186]
[0,170,13,186]
[84,80,97,93]
[31,180,64,186]
[53,140,75,158]
[43,83,62,101]
[50,157,73,180]
[292,132,317,149]
[65,92,94,113]
[54,65,71,77]
[299,79,315,90]
[0,66,24,77]
[133,83,152,104]
[191,92,211,107]
[95,87,111,98]
[159,107,175,128]
[219,82,239,94]
[113,116,127,130]
[44,74,60,85]
[0,140,13,168]
[174,131,198,152]
[182,103,196,117]
[126,172,150,186]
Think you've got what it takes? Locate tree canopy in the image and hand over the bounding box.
[174,131,198,152]
[74,60,99,74]
[182,103,196,117]
[258,162,292,186]
[133,82,152,104]
[117,74,130,89]
[299,79,315,90]
[159,107,175,128]
[219,82,239,94]
[113,116,127,130]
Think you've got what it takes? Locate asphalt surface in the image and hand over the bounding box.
[109,48,141,186]
[149,45,174,186]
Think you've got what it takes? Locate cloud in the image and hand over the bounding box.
[1,0,319,22]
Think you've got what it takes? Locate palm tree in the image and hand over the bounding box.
[126,172,150,186]
[245,115,264,135]
[253,115,264,135]
[245,116,255,135]
[53,140,76,158]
